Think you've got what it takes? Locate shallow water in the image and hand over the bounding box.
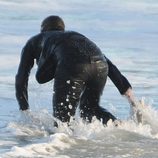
[0,0,158,157]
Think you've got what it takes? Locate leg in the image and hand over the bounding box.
[80,60,116,124]
[80,86,116,124]
[53,78,85,123]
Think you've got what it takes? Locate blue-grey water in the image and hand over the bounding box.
[0,0,158,157]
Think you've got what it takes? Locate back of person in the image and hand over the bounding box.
[40,31,104,65]
[58,31,103,62]
[36,30,106,83]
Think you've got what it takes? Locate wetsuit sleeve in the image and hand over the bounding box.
[36,45,56,84]
[15,40,34,110]
[106,57,132,95]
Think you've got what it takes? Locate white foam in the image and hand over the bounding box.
[8,110,57,136]
[3,133,75,158]
[2,101,158,158]
[8,97,158,139]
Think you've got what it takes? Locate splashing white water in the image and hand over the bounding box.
[2,98,158,158]
[129,97,158,136]
[7,98,158,139]
[3,133,75,158]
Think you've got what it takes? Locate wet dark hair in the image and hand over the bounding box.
[41,15,65,32]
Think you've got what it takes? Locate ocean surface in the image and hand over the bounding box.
[0,0,158,157]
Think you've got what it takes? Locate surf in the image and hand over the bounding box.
[2,97,158,158]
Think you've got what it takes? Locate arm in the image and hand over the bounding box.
[36,53,55,83]
[15,40,34,110]
[36,44,56,84]
[106,57,132,95]
[106,57,143,122]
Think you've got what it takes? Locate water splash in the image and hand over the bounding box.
[129,97,158,136]
[7,98,158,139]
[3,133,75,158]
[3,99,158,157]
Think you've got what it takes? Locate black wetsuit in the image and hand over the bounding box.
[16,31,131,124]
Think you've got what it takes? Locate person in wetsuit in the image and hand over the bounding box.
[16,15,136,125]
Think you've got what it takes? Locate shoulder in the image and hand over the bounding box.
[22,33,44,53]
[64,31,85,37]
[26,33,42,45]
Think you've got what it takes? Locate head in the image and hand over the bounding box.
[41,15,65,32]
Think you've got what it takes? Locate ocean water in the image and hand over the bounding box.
[0,0,158,157]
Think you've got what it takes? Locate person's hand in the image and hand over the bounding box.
[124,88,143,123]
[19,109,41,124]
[124,88,136,106]
[20,109,32,122]
[19,109,57,133]
[113,119,122,127]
